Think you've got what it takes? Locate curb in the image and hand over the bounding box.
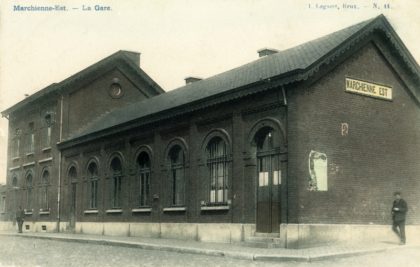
[2,232,417,263]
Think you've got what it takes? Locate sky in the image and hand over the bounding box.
[0,0,419,184]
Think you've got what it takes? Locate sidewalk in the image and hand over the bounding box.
[0,230,417,262]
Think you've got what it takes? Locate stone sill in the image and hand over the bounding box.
[163,207,186,212]
[24,210,33,215]
[39,157,53,163]
[105,209,123,214]
[12,157,20,161]
[84,210,99,214]
[39,210,50,215]
[26,152,35,157]
[42,147,52,152]
[23,162,35,167]
[200,205,230,211]
[132,208,152,213]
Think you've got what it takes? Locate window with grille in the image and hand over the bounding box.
[41,170,49,210]
[26,122,34,154]
[206,137,228,204]
[137,152,150,207]
[110,157,122,208]
[88,162,99,209]
[169,146,184,206]
[26,173,33,210]
[43,114,52,148]
[12,129,21,158]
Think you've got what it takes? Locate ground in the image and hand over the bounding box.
[0,236,419,267]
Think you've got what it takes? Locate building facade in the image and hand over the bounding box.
[2,15,420,247]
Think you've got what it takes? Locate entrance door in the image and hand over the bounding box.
[69,183,76,230]
[256,153,280,233]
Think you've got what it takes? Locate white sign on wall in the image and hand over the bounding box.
[345,77,392,100]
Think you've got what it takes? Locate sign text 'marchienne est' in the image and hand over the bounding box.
[345,77,392,100]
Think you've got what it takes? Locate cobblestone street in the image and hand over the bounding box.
[0,236,419,267]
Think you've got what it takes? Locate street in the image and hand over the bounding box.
[0,236,419,267]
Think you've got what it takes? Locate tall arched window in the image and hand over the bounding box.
[110,157,122,208]
[26,173,33,210]
[168,146,184,206]
[87,162,99,209]
[41,170,49,210]
[12,176,18,187]
[137,152,151,207]
[206,137,228,204]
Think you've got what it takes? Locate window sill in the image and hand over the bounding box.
[24,209,33,215]
[39,157,53,163]
[132,208,152,213]
[42,147,52,152]
[12,157,20,161]
[201,205,230,211]
[26,152,35,157]
[39,210,50,215]
[22,161,35,167]
[105,209,123,214]
[84,210,99,214]
[163,207,186,212]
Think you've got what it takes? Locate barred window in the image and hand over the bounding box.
[137,152,150,207]
[40,170,49,210]
[110,157,122,208]
[26,122,34,154]
[169,146,184,206]
[206,137,228,204]
[88,162,99,209]
[12,129,21,158]
[43,114,52,148]
[26,173,33,210]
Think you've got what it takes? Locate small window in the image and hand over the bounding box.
[12,176,18,187]
[169,146,185,206]
[109,83,123,98]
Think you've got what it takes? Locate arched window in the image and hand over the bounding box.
[137,152,151,207]
[168,146,184,206]
[87,162,99,209]
[206,137,228,204]
[41,170,49,210]
[68,166,77,182]
[26,173,33,210]
[255,127,280,187]
[110,157,123,208]
[12,176,18,187]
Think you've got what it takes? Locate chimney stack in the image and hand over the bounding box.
[257,48,279,58]
[185,76,202,85]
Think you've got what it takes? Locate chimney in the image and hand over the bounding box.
[122,51,141,67]
[185,76,202,85]
[257,48,279,58]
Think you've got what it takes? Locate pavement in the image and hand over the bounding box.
[0,230,418,263]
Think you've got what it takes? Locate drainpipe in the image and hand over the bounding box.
[56,95,64,232]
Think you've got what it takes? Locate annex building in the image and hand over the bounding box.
[1,15,419,248]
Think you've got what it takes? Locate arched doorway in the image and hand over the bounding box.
[67,166,78,231]
[251,123,286,233]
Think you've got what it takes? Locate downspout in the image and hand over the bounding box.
[280,85,288,247]
[57,95,64,232]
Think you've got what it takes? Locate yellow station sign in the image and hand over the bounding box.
[345,77,392,100]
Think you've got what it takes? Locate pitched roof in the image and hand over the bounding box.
[58,15,420,147]
[1,50,165,116]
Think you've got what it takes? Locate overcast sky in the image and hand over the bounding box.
[0,0,419,183]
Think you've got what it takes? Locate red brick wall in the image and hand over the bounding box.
[287,42,420,225]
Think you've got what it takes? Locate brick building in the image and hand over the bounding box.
[1,15,419,247]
